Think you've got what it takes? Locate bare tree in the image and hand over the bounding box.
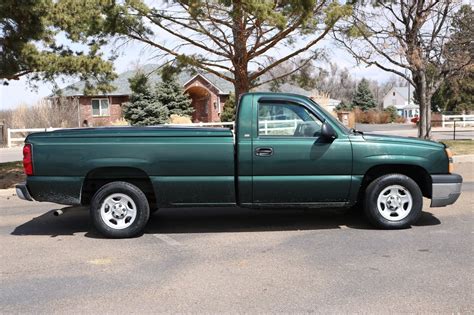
[334,1,472,138]
[108,0,351,98]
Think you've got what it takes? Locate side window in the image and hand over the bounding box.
[92,99,110,116]
[258,103,323,137]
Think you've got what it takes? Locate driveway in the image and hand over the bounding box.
[1,163,472,313]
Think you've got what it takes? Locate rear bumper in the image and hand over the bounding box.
[16,182,34,201]
[430,174,462,207]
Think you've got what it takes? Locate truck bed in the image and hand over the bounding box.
[26,126,236,206]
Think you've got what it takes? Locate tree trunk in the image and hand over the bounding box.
[231,0,250,100]
[415,71,432,139]
[233,65,250,100]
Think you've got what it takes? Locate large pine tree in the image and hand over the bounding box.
[352,78,377,111]
[155,75,193,117]
[123,73,170,126]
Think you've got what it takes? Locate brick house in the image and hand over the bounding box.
[60,64,339,126]
[60,65,234,126]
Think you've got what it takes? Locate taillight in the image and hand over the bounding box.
[445,148,454,173]
[23,144,33,176]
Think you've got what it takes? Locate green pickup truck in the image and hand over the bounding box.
[16,92,462,238]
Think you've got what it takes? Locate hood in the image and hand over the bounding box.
[362,133,445,149]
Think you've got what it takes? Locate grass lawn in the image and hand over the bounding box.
[440,140,474,155]
[0,161,25,189]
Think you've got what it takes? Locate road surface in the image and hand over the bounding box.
[1,162,472,313]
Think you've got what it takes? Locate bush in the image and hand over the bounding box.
[353,107,405,124]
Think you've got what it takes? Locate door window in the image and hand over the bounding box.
[258,103,322,137]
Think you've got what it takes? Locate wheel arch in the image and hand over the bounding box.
[358,164,432,201]
[81,167,156,206]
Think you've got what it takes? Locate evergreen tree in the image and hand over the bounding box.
[155,75,193,117]
[431,5,474,114]
[220,93,236,122]
[384,106,399,122]
[1,0,116,93]
[123,73,169,126]
[335,100,351,111]
[432,69,474,113]
[352,78,377,111]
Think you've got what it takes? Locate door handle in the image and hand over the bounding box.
[255,147,273,157]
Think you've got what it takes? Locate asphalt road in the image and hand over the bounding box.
[1,163,473,313]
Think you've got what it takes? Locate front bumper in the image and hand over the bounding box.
[430,174,462,207]
[16,182,34,201]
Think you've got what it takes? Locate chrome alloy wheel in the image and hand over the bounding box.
[100,193,137,229]
[376,185,413,221]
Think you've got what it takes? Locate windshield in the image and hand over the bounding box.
[306,98,350,134]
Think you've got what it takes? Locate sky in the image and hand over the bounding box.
[0,18,393,111]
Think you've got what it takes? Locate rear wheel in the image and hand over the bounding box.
[90,181,150,238]
[364,174,422,229]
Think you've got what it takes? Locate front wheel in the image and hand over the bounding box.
[90,181,150,238]
[364,174,423,229]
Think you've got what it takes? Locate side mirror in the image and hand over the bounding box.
[321,121,337,141]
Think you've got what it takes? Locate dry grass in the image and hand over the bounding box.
[441,140,474,155]
[0,97,79,129]
[0,161,25,189]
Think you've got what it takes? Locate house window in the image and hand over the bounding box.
[91,99,110,117]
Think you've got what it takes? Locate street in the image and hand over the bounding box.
[1,163,473,313]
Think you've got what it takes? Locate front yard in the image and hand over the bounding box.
[441,140,474,155]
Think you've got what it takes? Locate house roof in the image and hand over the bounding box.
[59,64,331,100]
[59,64,235,97]
[389,86,415,101]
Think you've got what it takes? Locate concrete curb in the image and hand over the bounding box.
[454,155,474,163]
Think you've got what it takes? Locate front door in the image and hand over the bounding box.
[252,101,352,205]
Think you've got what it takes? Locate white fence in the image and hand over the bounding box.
[6,123,236,147]
[7,127,64,147]
[258,119,299,135]
[442,114,474,127]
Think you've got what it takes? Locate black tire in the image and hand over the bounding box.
[364,174,423,229]
[90,181,150,238]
